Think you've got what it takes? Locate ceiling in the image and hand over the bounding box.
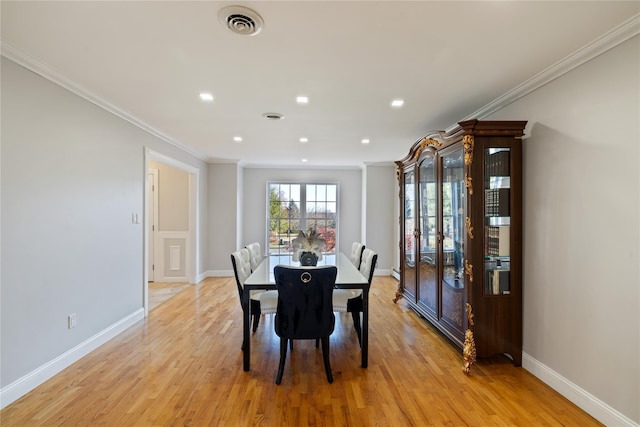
[1,1,638,168]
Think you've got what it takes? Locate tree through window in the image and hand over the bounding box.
[268,183,337,256]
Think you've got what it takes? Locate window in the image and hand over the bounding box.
[268,183,337,256]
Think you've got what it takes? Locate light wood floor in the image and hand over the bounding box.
[148,281,190,311]
[1,276,601,426]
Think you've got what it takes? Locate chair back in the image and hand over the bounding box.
[359,248,377,284]
[231,248,252,305]
[274,265,337,340]
[245,242,263,272]
[350,242,365,269]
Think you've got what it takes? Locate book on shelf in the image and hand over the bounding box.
[484,188,510,216]
[486,149,510,177]
[487,269,511,295]
[485,225,510,257]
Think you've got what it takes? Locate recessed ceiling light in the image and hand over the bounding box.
[233,136,243,142]
[200,93,214,102]
[302,158,308,163]
[361,139,371,144]
[296,96,309,104]
[299,137,308,143]
[391,99,404,108]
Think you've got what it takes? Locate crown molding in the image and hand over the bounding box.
[363,161,396,168]
[241,162,363,171]
[3,14,638,160]
[147,149,199,174]
[448,13,640,133]
[0,41,207,162]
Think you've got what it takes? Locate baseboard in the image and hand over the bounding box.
[0,308,145,410]
[373,268,391,277]
[205,269,234,277]
[195,271,208,283]
[152,276,188,283]
[523,352,638,427]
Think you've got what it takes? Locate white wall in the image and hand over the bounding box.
[363,164,396,275]
[149,160,189,232]
[0,57,209,406]
[487,35,639,424]
[242,167,362,258]
[207,162,241,274]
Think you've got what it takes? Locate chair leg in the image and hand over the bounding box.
[250,300,261,333]
[321,336,333,384]
[276,338,288,385]
[351,311,362,347]
[252,313,260,333]
[315,338,320,348]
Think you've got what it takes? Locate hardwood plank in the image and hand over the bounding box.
[1,276,602,426]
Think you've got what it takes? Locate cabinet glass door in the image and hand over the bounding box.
[440,148,466,330]
[418,155,437,314]
[484,148,511,295]
[403,168,416,299]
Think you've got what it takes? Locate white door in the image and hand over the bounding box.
[148,169,158,282]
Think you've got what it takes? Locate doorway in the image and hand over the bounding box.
[144,149,199,316]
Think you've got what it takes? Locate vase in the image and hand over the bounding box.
[299,251,319,266]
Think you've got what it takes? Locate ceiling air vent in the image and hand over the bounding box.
[218,6,264,36]
[263,112,285,121]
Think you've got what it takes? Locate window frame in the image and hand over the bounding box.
[266,181,339,256]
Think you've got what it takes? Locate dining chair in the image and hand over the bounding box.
[345,248,377,346]
[273,265,337,385]
[231,249,277,335]
[350,242,365,269]
[245,242,263,272]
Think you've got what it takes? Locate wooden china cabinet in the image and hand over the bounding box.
[395,119,526,372]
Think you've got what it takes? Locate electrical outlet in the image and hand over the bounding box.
[68,313,77,329]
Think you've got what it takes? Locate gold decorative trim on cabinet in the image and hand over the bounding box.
[465,259,473,283]
[463,135,474,166]
[465,216,474,239]
[411,137,442,161]
[462,303,476,375]
[464,174,473,195]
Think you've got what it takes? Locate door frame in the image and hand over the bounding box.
[143,148,199,316]
[148,168,158,282]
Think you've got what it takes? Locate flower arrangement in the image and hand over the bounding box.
[292,229,326,266]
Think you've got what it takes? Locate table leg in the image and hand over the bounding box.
[361,288,369,368]
[242,288,251,371]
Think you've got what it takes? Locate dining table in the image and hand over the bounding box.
[242,251,370,372]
